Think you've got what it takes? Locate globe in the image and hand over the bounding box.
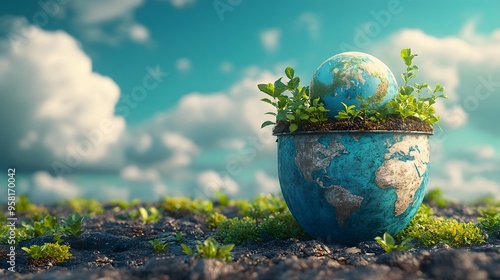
[310,52,398,118]
[276,131,431,244]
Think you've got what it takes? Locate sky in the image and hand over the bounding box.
[0,0,499,203]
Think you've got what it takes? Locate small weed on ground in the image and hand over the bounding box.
[22,243,72,266]
[375,232,413,252]
[397,204,485,247]
[182,237,234,263]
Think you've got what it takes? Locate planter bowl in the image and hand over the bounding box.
[276,130,431,245]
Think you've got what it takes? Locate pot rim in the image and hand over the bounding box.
[273,129,434,136]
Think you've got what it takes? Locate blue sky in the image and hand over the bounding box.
[0,0,499,203]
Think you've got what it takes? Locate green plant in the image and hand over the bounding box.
[1,212,86,244]
[174,231,185,243]
[149,239,168,252]
[237,194,287,219]
[375,232,413,252]
[182,237,234,263]
[382,49,447,126]
[22,215,60,237]
[66,198,104,215]
[472,194,500,207]
[216,217,261,245]
[22,243,72,265]
[424,188,448,208]
[397,204,485,247]
[109,198,141,211]
[181,243,194,255]
[215,210,309,245]
[258,66,329,132]
[477,207,500,236]
[206,212,227,229]
[214,191,230,207]
[334,102,364,121]
[259,211,309,240]
[163,197,213,215]
[16,195,48,219]
[60,212,85,237]
[129,207,162,223]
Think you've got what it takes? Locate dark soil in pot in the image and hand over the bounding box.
[273,116,433,134]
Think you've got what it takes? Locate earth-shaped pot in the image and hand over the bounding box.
[276,130,431,245]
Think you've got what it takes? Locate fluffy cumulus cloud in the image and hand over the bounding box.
[147,70,278,149]
[0,18,125,172]
[70,0,150,44]
[31,171,81,199]
[260,28,281,52]
[0,17,284,200]
[197,170,240,196]
[370,20,500,134]
[369,21,500,200]
[430,146,500,201]
[120,67,281,198]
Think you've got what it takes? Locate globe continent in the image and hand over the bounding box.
[310,52,398,118]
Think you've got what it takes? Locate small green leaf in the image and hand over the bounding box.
[139,207,148,220]
[383,232,395,246]
[285,67,295,79]
[287,77,300,90]
[260,98,275,106]
[289,123,298,132]
[181,244,193,255]
[257,83,274,96]
[261,121,275,128]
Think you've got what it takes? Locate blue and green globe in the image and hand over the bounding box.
[310,52,398,118]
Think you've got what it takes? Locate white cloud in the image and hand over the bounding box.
[146,68,279,151]
[370,20,500,134]
[430,160,500,201]
[220,61,234,73]
[168,0,196,8]
[121,67,282,198]
[176,58,192,73]
[297,12,320,39]
[119,164,169,198]
[72,0,143,24]
[136,134,153,153]
[218,138,245,150]
[474,146,496,159]
[121,165,161,182]
[32,171,81,198]
[162,132,199,153]
[129,24,150,42]
[70,0,150,44]
[260,28,281,52]
[254,170,280,194]
[197,170,240,195]
[0,20,125,169]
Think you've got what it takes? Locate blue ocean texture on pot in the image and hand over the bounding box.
[310,52,398,118]
[277,131,430,245]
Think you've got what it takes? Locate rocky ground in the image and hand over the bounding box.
[0,202,499,280]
